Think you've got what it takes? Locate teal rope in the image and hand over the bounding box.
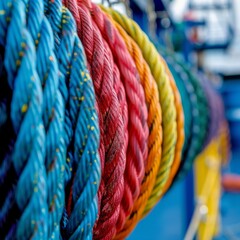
[0,0,101,239]
[0,0,48,239]
[158,48,192,153]
[43,1,101,239]
[175,56,209,180]
[24,1,66,238]
[156,46,208,180]
[167,60,192,154]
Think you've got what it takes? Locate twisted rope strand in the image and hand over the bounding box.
[44,0,101,239]
[24,1,66,238]
[84,4,148,238]
[104,16,163,238]
[101,8,177,215]
[159,57,184,197]
[174,62,208,180]
[0,0,47,238]
[62,1,128,239]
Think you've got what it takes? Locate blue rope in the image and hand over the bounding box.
[0,0,101,239]
[44,1,101,239]
[0,0,48,239]
[23,0,66,239]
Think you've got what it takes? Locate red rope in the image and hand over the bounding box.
[80,1,149,238]
[62,1,128,239]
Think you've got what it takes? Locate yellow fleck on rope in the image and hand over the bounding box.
[100,7,177,216]
[104,14,163,239]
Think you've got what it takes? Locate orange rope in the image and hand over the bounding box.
[105,15,163,239]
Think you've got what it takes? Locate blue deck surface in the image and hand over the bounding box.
[128,150,240,240]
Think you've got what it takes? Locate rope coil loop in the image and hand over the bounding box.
[103,13,163,237]
[158,56,185,197]
[100,7,178,217]
[173,60,209,181]
[62,1,128,239]
[85,3,149,239]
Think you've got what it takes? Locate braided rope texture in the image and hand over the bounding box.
[104,15,162,238]
[156,52,197,184]
[0,0,101,239]
[161,50,192,159]
[172,57,209,181]
[0,1,48,238]
[100,8,178,216]
[44,0,101,239]
[26,1,66,238]
[159,56,185,197]
[62,1,128,239]
[85,4,149,239]
[103,15,162,239]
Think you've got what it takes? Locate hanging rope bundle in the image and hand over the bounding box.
[103,13,162,237]
[0,1,230,240]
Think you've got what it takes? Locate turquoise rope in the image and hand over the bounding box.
[175,56,209,180]
[167,59,192,154]
[0,0,48,239]
[157,47,208,180]
[0,0,101,239]
[24,1,66,238]
[44,1,101,239]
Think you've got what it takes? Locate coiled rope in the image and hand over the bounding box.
[83,3,149,239]
[160,57,185,196]
[44,0,101,239]
[0,1,47,238]
[174,60,208,181]
[100,7,178,216]
[103,13,162,237]
[165,55,193,156]
[62,1,128,239]
[0,0,101,239]
[0,1,230,239]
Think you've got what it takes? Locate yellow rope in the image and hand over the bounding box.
[100,7,178,215]
[194,138,221,240]
[104,14,163,239]
[160,57,185,197]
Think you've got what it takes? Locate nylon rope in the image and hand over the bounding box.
[62,1,128,239]
[103,13,163,238]
[0,0,101,239]
[101,7,178,216]
[0,1,47,238]
[84,3,149,240]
